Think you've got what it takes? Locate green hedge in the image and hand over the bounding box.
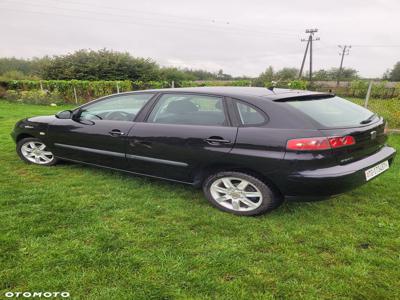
[1,79,399,105]
[0,80,252,104]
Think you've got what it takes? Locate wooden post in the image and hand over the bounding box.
[116,82,120,93]
[39,81,43,91]
[171,81,175,88]
[364,81,372,108]
[73,87,78,104]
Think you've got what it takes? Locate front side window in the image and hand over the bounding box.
[79,93,154,121]
[147,94,227,126]
[236,101,267,125]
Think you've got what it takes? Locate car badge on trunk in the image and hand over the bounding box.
[370,131,377,140]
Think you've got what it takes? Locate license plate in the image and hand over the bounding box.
[365,160,389,181]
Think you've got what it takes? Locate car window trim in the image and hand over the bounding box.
[142,92,233,127]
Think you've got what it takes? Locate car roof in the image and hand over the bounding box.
[141,86,333,101]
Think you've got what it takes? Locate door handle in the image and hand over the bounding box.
[109,129,125,136]
[204,137,231,145]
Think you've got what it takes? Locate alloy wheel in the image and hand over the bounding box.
[20,141,54,165]
[210,177,263,212]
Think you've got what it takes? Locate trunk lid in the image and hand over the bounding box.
[320,118,387,165]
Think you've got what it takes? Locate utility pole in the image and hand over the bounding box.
[299,28,320,82]
[299,36,310,78]
[336,45,351,87]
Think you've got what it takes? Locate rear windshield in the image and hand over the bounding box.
[286,96,375,127]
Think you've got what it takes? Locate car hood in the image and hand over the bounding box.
[26,115,57,124]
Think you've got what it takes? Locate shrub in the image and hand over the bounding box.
[371,81,388,98]
[4,89,19,101]
[4,89,64,105]
[0,86,7,98]
[288,80,308,90]
[350,80,369,97]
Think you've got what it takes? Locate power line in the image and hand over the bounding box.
[0,7,292,41]
[0,0,299,38]
[351,44,400,47]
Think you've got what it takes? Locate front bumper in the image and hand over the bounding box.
[10,131,16,142]
[285,146,396,201]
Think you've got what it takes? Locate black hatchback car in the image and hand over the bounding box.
[11,87,396,215]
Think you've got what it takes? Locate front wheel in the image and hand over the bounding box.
[203,171,282,216]
[17,137,58,166]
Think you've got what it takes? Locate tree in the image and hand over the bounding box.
[159,67,195,82]
[253,66,274,87]
[275,67,298,81]
[183,69,217,80]
[41,49,160,81]
[388,62,400,81]
[312,67,358,81]
[336,67,359,80]
[0,70,39,80]
[382,69,391,80]
[0,57,49,78]
[313,69,330,81]
[216,69,232,80]
[0,49,236,82]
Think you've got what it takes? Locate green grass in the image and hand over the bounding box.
[0,101,399,299]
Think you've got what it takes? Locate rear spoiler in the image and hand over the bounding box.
[273,93,335,102]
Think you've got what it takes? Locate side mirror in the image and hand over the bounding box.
[55,110,73,119]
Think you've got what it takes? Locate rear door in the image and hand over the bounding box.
[125,93,237,182]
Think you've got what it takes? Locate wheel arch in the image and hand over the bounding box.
[16,133,35,143]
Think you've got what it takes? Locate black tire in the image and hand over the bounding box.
[203,171,282,216]
[16,137,58,166]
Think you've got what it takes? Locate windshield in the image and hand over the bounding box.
[286,96,375,127]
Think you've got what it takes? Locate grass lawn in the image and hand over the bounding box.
[0,100,399,299]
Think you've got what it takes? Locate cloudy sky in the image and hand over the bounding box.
[0,0,399,77]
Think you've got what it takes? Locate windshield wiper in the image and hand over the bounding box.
[360,113,377,124]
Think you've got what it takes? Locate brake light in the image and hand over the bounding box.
[286,136,355,151]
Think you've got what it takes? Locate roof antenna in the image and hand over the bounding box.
[267,81,277,93]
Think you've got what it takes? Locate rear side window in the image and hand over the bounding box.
[236,101,266,126]
[285,96,374,127]
[147,94,226,126]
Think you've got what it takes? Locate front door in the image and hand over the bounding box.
[48,93,155,169]
[126,93,237,182]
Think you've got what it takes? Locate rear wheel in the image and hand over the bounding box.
[17,137,58,166]
[203,171,281,216]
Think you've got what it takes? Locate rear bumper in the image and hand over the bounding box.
[284,146,396,201]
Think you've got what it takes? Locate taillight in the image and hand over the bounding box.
[286,137,331,151]
[328,136,355,148]
[286,136,355,151]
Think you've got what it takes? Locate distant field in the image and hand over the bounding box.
[0,100,399,299]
